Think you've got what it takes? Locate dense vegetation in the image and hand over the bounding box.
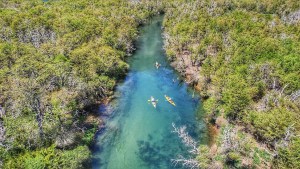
[1,0,299,168]
[162,0,300,168]
[0,0,162,168]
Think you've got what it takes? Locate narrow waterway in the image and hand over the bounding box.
[92,16,206,169]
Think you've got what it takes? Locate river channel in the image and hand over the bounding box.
[92,16,206,169]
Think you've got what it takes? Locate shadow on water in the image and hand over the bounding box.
[135,133,190,169]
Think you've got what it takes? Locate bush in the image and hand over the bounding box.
[276,138,300,169]
[250,108,296,142]
[222,75,251,119]
[3,145,90,169]
[226,151,241,164]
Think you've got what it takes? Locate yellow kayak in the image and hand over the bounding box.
[165,95,176,106]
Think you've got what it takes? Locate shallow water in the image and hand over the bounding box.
[92,16,206,169]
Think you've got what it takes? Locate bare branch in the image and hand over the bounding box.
[171,123,201,169]
[289,90,300,101]
[171,155,200,169]
[275,124,296,149]
[172,122,199,154]
[221,126,239,153]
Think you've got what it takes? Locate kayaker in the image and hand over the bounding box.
[155,61,160,69]
[151,96,156,102]
[149,96,158,108]
[165,95,176,106]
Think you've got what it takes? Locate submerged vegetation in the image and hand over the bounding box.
[0,0,299,168]
[162,0,300,168]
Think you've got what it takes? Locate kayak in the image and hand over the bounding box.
[165,95,176,106]
[156,64,161,69]
[152,101,157,108]
[155,62,161,69]
[148,96,158,108]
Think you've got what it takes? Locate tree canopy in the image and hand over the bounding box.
[0,0,161,168]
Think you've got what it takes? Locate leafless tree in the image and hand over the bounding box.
[171,123,201,168]
[221,126,239,153]
[275,124,297,149]
[17,26,56,48]
[289,90,300,101]
[172,123,199,154]
[272,124,299,157]
[0,120,5,144]
[172,155,200,169]
[0,106,4,118]
[282,9,300,24]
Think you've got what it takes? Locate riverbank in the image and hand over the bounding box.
[0,1,164,168]
[162,1,300,168]
[2,1,299,168]
[163,25,275,169]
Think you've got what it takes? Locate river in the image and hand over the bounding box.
[92,16,206,169]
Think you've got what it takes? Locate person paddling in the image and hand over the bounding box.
[165,95,176,106]
[151,96,156,102]
[149,96,158,108]
[155,61,160,69]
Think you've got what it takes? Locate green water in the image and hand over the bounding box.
[92,16,206,169]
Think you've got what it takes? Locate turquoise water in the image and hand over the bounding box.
[92,16,206,169]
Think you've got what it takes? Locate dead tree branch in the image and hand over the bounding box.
[171,123,201,169]
[171,155,200,169]
[172,122,199,154]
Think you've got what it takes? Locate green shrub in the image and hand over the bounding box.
[3,145,90,169]
[226,151,241,164]
[250,108,296,142]
[276,138,300,169]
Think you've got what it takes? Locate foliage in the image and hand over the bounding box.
[226,151,241,164]
[250,108,297,142]
[81,125,98,146]
[162,0,300,168]
[276,137,300,169]
[1,0,299,168]
[3,145,90,169]
[0,0,161,167]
